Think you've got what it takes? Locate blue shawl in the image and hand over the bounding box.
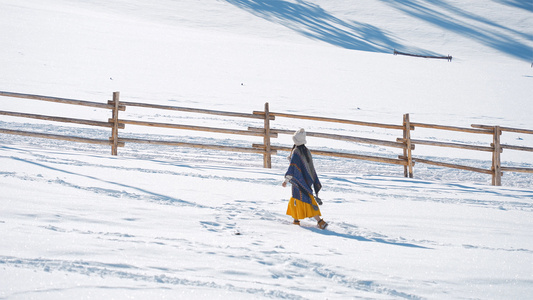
[285,145,322,206]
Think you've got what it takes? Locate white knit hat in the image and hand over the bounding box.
[292,128,307,146]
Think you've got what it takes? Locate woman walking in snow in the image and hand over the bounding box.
[282,128,328,229]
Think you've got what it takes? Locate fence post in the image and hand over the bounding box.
[492,126,502,186]
[403,113,414,178]
[263,102,272,168]
[110,91,120,156]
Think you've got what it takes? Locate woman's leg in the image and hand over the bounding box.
[314,215,328,229]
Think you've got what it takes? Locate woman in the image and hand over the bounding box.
[282,128,328,229]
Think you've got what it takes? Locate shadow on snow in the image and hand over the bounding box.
[8,155,204,208]
[494,0,533,12]
[379,0,533,61]
[224,0,436,55]
[303,226,432,249]
[226,0,532,61]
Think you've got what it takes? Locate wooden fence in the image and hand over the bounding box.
[399,116,533,185]
[1,91,532,186]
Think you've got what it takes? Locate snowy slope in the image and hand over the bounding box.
[1,0,533,299]
[1,0,532,124]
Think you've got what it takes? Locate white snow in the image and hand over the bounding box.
[1,0,532,299]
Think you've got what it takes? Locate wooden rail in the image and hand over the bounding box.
[262,145,407,166]
[121,101,266,119]
[0,90,532,186]
[0,91,122,110]
[397,138,494,152]
[0,110,118,128]
[472,124,533,135]
[405,156,493,175]
[410,122,493,134]
[0,128,118,146]
[119,137,265,154]
[248,127,408,149]
[254,110,404,130]
[119,119,273,137]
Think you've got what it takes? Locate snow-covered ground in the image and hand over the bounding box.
[1,0,532,299]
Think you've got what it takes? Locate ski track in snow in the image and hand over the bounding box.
[0,256,307,299]
[0,254,424,299]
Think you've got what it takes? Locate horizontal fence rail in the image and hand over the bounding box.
[0,110,118,128]
[264,145,408,166]
[121,101,265,119]
[248,127,408,149]
[119,119,271,137]
[119,137,266,154]
[1,90,532,186]
[0,128,121,146]
[253,110,404,130]
[0,91,120,110]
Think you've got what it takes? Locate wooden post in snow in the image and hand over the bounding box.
[492,126,502,186]
[263,102,272,168]
[110,91,120,156]
[403,113,414,178]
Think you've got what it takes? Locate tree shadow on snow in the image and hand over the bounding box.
[225,0,436,55]
[494,0,533,12]
[379,0,533,61]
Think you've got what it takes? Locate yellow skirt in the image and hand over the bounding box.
[286,195,321,220]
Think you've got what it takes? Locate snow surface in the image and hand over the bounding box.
[1,0,532,299]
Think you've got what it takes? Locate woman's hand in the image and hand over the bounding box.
[282,176,292,187]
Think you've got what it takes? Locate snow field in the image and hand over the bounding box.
[1,0,532,299]
[1,144,532,299]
